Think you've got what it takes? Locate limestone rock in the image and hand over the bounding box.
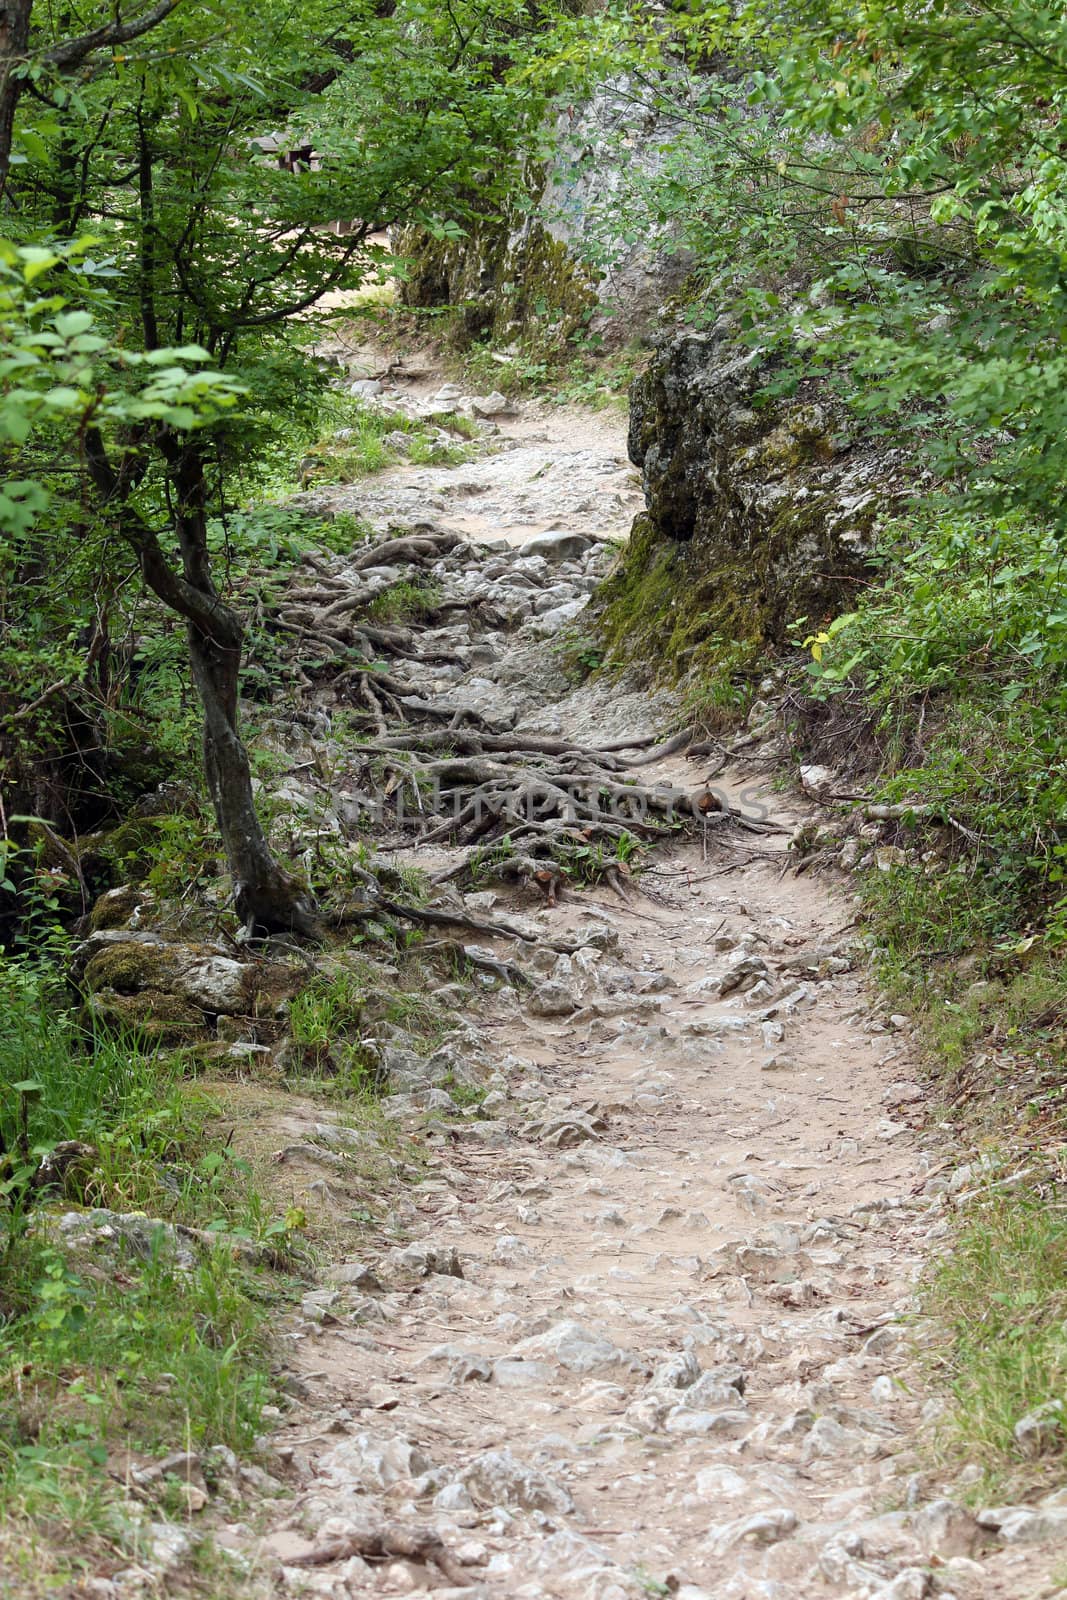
[459,1448,575,1515]
[514,1319,642,1375]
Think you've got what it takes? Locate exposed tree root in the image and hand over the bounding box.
[242,523,784,903]
[284,1523,470,1584]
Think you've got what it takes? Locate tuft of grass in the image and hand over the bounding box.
[923,1190,1067,1496]
[286,969,384,1097]
[367,578,443,624]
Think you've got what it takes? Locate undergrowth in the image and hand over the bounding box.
[0,970,289,1591]
[796,506,1067,1105]
[786,502,1067,1486]
[924,1191,1067,1498]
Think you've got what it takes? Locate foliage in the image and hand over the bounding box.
[0,0,575,920]
[799,509,1067,950]
[575,1,1067,538]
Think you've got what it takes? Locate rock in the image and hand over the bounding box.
[470,390,513,417]
[682,1371,746,1408]
[492,1358,555,1389]
[648,1351,701,1391]
[799,765,836,800]
[839,837,862,870]
[383,1243,464,1280]
[1013,1399,1064,1458]
[714,950,772,997]
[912,1499,981,1559]
[525,1114,603,1148]
[664,1407,749,1436]
[131,1451,206,1494]
[87,883,155,932]
[331,1261,383,1291]
[526,981,579,1018]
[301,1289,343,1325]
[514,1319,641,1375]
[708,1508,798,1555]
[693,1465,749,1500]
[527,598,588,636]
[980,1505,1067,1543]
[492,1234,535,1266]
[522,531,594,562]
[459,1448,575,1515]
[620,326,904,667]
[317,1431,430,1491]
[876,1572,931,1599]
[77,932,303,1027]
[146,1522,194,1569]
[800,1416,861,1461]
[56,1209,198,1270]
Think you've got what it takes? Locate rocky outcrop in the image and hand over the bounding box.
[399,211,598,354]
[599,321,909,674]
[399,78,690,352]
[74,927,305,1042]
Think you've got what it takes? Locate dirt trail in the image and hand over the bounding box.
[218,373,1059,1600]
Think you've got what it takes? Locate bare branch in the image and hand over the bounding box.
[43,0,181,71]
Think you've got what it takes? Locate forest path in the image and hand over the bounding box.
[218,365,1050,1600]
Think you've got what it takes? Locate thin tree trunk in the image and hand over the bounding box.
[167,440,321,937]
[84,425,321,937]
[0,0,32,198]
[185,609,321,937]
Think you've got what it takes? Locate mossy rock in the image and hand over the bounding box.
[87,884,155,932]
[84,988,205,1044]
[83,940,177,995]
[599,328,909,684]
[80,935,307,1019]
[396,215,597,356]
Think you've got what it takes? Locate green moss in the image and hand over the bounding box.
[83,942,176,995]
[87,885,151,933]
[595,511,766,690]
[84,988,204,1043]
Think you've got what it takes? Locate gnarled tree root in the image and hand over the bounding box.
[283,1523,470,1585]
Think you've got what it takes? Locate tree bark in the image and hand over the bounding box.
[185,604,321,938]
[0,0,31,197]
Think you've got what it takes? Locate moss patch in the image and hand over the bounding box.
[397,215,597,357]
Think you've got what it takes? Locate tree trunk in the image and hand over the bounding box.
[84,423,322,938]
[0,0,32,198]
[185,608,321,938]
[166,441,320,937]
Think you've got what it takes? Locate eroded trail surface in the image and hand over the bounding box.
[219,376,1056,1600]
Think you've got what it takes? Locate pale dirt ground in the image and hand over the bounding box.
[209,369,1066,1600]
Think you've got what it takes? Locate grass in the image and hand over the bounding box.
[923,1191,1067,1498]
[299,397,472,485]
[367,578,443,624]
[0,978,288,1592]
[286,968,383,1096]
[456,332,646,408]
